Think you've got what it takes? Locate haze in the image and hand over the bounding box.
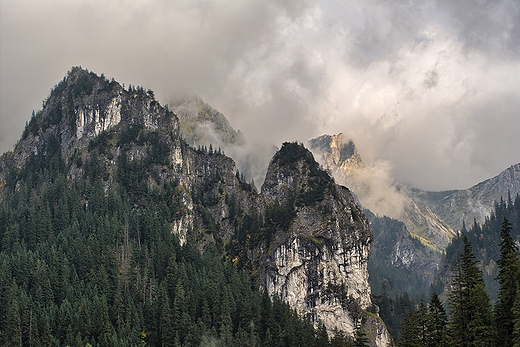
[1,0,520,191]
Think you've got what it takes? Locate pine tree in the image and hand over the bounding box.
[495,217,520,347]
[416,301,428,345]
[315,321,329,347]
[353,322,370,347]
[397,309,421,347]
[157,284,175,347]
[513,285,520,347]
[426,293,448,347]
[219,285,234,345]
[330,328,350,347]
[5,282,22,347]
[448,235,494,347]
[468,283,496,347]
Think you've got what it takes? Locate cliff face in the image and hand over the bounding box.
[257,143,391,347]
[0,68,391,346]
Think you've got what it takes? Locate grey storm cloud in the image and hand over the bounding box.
[1,0,520,191]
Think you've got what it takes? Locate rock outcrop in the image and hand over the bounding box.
[168,95,245,149]
[256,143,391,347]
[308,133,455,251]
[0,68,391,346]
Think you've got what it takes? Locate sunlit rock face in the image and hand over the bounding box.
[309,133,454,251]
[258,143,391,347]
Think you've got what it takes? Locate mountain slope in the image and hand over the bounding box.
[0,68,391,346]
[168,95,245,149]
[308,134,455,251]
[410,163,520,232]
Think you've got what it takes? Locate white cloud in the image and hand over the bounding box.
[1,0,519,190]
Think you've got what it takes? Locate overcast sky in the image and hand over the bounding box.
[1,0,520,191]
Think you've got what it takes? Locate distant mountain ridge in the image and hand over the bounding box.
[308,134,455,251]
[307,133,520,303]
[308,133,520,249]
[410,163,520,232]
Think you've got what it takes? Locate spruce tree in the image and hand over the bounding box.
[5,283,22,347]
[495,217,520,347]
[513,285,520,347]
[315,321,329,347]
[157,284,175,347]
[397,309,421,347]
[468,283,496,347]
[353,323,370,347]
[426,293,448,347]
[416,301,428,345]
[448,235,494,347]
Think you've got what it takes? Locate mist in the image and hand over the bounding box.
[2,0,520,191]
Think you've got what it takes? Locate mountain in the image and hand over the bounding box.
[256,143,390,345]
[308,134,520,251]
[308,134,455,252]
[308,133,520,302]
[307,135,443,303]
[168,95,245,149]
[0,67,391,346]
[409,163,520,232]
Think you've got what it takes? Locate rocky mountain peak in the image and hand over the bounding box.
[1,67,181,181]
[256,142,391,346]
[261,142,335,206]
[168,94,244,149]
[309,133,363,171]
[0,69,391,347]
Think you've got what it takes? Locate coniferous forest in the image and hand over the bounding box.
[0,107,368,346]
[395,196,520,347]
[0,68,519,347]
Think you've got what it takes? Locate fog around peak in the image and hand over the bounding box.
[2,0,520,191]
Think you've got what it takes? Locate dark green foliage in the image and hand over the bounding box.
[353,324,370,347]
[273,142,314,169]
[444,194,520,302]
[72,70,95,96]
[432,196,520,345]
[146,131,170,165]
[397,294,447,347]
[9,134,65,191]
[372,292,416,338]
[274,142,335,207]
[514,289,520,347]
[117,151,147,198]
[88,130,115,156]
[118,123,144,146]
[426,293,448,347]
[495,217,520,347]
[0,138,322,346]
[448,236,495,347]
[44,103,63,130]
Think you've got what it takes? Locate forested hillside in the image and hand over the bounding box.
[0,67,382,347]
[392,193,520,346]
[443,193,520,301]
[0,141,323,346]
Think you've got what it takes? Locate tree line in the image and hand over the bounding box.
[397,216,520,347]
[0,130,377,346]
